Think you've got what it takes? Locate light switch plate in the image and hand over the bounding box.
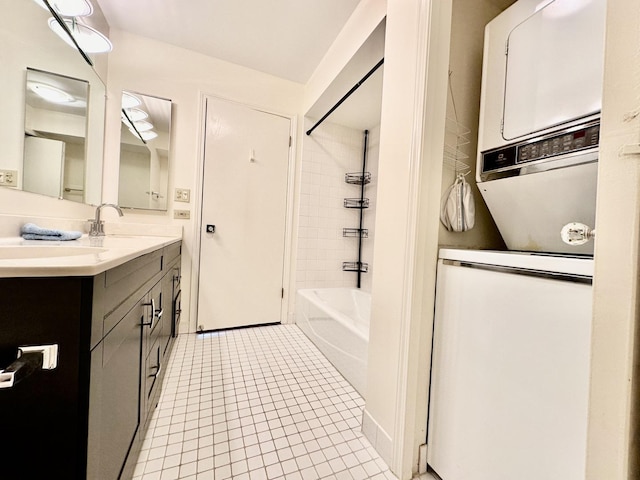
[174,209,190,219]
[175,188,190,203]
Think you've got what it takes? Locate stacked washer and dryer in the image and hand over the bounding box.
[427,1,606,479]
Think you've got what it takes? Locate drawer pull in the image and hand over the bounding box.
[150,363,161,379]
[150,348,161,379]
[142,299,156,329]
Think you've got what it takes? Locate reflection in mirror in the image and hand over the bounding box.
[23,68,89,202]
[1,0,107,205]
[118,91,172,211]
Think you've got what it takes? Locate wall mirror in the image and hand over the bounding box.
[24,68,89,201]
[118,91,172,211]
[1,0,106,205]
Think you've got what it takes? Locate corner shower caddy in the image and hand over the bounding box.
[342,130,370,287]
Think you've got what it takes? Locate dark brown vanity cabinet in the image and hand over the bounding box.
[0,240,181,479]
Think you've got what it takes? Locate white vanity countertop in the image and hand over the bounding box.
[0,235,182,278]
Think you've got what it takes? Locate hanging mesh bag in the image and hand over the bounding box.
[440,173,475,232]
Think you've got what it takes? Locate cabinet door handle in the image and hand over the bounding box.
[149,349,161,379]
[142,299,156,329]
[155,307,163,320]
[0,345,58,389]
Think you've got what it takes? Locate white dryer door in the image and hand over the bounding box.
[478,162,597,254]
[502,0,606,140]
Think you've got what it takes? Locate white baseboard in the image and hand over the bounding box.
[362,408,394,468]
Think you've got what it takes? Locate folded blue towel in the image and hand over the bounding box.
[21,223,83,241]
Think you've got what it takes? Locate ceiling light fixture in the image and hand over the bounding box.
[122,92,142,109]
[133,121,154,132]
[29,82,75,103]
[140,131,158,141]
[48,17,113,54]
[121,114,134,131]
[125,108,148,122]
[34,0,93,17]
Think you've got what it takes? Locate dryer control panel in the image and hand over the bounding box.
[481,121,599,179]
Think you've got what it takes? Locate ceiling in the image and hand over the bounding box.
[94,0,518,132]
[306,20,386,132]
[95,0,361,84]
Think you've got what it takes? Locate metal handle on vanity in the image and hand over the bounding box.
[0,345,58,389]
[142,299,157,329]
[149,349,161,379]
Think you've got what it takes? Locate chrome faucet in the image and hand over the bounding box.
[89,203,123,236]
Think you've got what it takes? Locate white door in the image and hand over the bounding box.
[197,97,291,331]
[23,136,65,198]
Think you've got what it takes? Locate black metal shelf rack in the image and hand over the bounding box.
[342,130,370,288]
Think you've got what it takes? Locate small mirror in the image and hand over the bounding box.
[118,91,172,211]
[23,68,89,201]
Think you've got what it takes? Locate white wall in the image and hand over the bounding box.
[437,0,505,250]
[364,0,452,474]
[0,187,95,234]
[587,0,640,477]
[103,29,304,334]
[296,121,379,293]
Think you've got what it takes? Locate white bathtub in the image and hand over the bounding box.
[296,288,370,396]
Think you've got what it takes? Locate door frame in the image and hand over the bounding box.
[189,93,297,333]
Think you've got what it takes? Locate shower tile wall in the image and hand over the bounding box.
[296,122,379,293]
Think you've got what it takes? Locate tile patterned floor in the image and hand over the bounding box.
[133,324,398,480]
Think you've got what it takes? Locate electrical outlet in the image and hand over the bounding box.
[174,209,190,219]
[0,169,18,187]
[175,188,191,203]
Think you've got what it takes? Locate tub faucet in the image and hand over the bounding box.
[89,203,123,236]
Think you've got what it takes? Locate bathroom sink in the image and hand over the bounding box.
[0,245,108,260]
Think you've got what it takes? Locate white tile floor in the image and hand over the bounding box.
[133,324,399,480]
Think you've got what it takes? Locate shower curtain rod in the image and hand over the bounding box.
[306,58,384,136]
